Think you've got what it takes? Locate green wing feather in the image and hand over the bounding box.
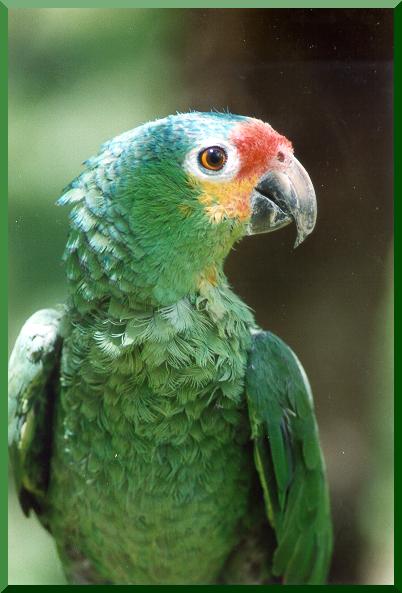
[246,330,333,584]
[8,308,64,520]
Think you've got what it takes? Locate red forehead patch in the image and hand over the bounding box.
[231,119,293,179]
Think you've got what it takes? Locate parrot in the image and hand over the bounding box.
[8,112,332,585]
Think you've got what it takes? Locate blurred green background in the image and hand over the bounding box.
[8,8,393,585]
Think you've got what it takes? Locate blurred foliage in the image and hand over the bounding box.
[359,256,393,585]
[8,8,393,585]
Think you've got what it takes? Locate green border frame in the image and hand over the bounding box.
[2,2,397,591]
[1,0,400,6]
[394,3,399,591]
[1,1,7,591]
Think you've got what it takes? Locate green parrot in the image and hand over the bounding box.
[8,112,332,585]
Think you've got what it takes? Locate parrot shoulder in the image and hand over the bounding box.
[8,307,65,521]
[246,330,333,584]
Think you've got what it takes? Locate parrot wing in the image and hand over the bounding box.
[246,330,333,584]
[8,308,64,522]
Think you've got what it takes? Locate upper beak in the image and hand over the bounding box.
[246,155,317,247]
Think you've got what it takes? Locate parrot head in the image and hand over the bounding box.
[60,112,317,306]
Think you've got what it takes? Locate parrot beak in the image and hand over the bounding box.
[246,155,317,247]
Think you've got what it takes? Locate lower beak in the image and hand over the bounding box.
[246,155,317,247]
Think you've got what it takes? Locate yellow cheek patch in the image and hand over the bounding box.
[195,176,259,224]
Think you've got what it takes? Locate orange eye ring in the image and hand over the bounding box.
[199,146,227,171]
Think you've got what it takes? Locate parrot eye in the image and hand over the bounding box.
[184,141,236,180]
[198,146,227,171]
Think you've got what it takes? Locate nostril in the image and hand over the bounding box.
[277,151,285,163]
